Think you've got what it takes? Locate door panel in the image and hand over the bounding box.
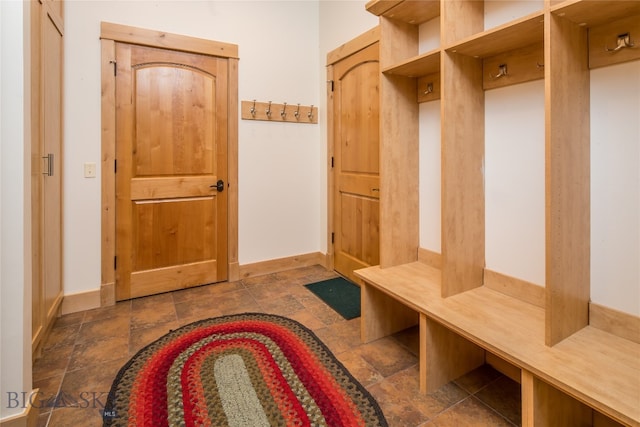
[338,193,380,265]
[115,43,228,300]
[134,65,215,176]
[332,43,380,283]
[32,2,64,352]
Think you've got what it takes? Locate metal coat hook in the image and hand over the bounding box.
[250,99,257,117]
[493,64,508,79]
[280,102,287,118]
[294,104,301,120]
[536,62,545,69]
[424,83,434,95]
[266,101,272,117]
[605,33,636,52]
[307,105,314,121]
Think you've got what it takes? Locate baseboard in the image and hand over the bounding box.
[96,256,324,307]
[100,281,115,307]
[228,261,240,282]
[483,269,545,308]
[417,247,442,269]
[0,389,39,427]
[589,302,640,344]
[238,252,327,278]
[61,288,101,315]
[417,250,546,309]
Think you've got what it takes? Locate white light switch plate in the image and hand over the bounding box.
[84,162,96,178]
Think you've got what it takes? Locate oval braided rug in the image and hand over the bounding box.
[103,313,387,427]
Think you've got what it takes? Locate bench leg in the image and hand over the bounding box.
[420,314,485,393]
[360,283,418,343]
[522,370,534,427]
[522,370,593,426]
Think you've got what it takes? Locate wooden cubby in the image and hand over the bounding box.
[358,0,640,425]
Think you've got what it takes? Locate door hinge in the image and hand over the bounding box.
[114,159,117,173]
[331,232,335,244]
[114,256,117,270]
[327,80,334,92]
[331,156,334,168]
[110,60,117,76]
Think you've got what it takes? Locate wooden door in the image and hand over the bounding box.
[332,43,380,283]
[42,3,64,320]
[32,0,65,354]
[115,43,228,300]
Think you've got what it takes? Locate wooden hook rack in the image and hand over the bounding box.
[241,100,318,124]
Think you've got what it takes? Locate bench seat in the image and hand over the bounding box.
[355,262,640,426]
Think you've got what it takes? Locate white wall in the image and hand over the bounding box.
[0,0,32,420]
[64,0,326,296]
[61,0,640,317]
[419,101,441,253]
[591,61,640,316]
[64,0,377,295]
[485,81,545,286]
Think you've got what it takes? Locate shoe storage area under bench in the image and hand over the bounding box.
[356,262,640,427]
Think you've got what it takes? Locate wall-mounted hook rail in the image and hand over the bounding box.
[241,100,318,124]
[481,43,544,90]
[493,64,508,79]
[605,33,636,52]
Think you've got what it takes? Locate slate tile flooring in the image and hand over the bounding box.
[33,265,521,426]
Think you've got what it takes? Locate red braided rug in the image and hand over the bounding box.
[103,313,387,426]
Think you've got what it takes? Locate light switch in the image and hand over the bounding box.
[84,162,96,178]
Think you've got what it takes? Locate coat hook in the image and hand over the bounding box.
[536,62,544,69]
[250,99,257,117]
[294,103,301,119]
[423,83,434,95]
[307,105,314,121]
[493,64,508,79]
[266,101,272,117]
[605,33,636,52]
[280,102,287,118]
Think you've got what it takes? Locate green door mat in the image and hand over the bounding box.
[304,277,360,320]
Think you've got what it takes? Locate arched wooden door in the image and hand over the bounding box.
[330,42,380,283]
[114,43,228,300]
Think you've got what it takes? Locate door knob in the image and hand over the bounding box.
[211,179,225,192]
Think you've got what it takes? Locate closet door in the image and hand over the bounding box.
[42,2,64,331]
[32,0,64,355]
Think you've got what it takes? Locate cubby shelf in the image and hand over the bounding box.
[551,0,640,27]
[366,0,440,25]
[445,12,544,58]
[381,48,440,77]
[359,0,640,425]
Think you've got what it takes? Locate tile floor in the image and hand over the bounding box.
[33,265,521,426]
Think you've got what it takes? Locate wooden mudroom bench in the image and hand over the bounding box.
[355,262,640,427]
